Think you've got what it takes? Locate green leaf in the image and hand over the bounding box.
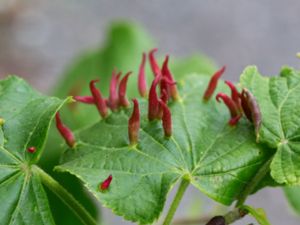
[0,76,67,225]
[41,22,156,225]
[57,74,273,224]
[284,186,300,215]
[242,205,272,225]
[240,66,300,185]
[42,22,217,225]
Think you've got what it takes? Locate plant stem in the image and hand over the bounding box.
[236,157,272,207]
[172,216,210,224]
[172,208,247,225]
[224,208,248,224]
[162,179,189,225]
[33,165,98,225]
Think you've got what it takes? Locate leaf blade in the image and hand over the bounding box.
[0,76,67,225]
[240,66,300,185]
[58,74,273,224]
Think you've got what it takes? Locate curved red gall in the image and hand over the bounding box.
[159,100,172,137]
[148,75,161,121]
[224,80,241,106]
[241,88,261,136]
[128,99,140,145]
[89,79,108,118]
[73,96,95,104]
[203,66,226,101]
[108,70,121,111]
[138,53,147,97]
[162,55,179,100]
[118,72,132,108]
[149,48,161,77]
[55,112,76,147]
[216,93,239,118]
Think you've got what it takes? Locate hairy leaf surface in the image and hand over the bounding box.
[241,66,300,185]
[0,76,66,225]
[44,22,217,225]
[57,74,273,224]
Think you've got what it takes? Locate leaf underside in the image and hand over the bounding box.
[57,74,274,224]
[241,66,300,185]
[0,76,66,225]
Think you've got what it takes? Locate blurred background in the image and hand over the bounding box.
[1,0,300,224]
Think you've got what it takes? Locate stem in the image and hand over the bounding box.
[33,165,98,225]
[162,179,189,225]
[236,157,272,207]
[172,216,210,224]
[224,208,247,224]
[172,208,248,225]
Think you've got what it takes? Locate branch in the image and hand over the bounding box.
[172,208,248,225]
[172,216,210,224]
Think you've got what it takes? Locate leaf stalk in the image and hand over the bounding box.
[33,165,98,225]
[162,179,189,225]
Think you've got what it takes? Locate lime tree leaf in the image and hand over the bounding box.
[242,205,272,225]
[0,76,67,225]
[41,22,155,225]
[56,74,274,224]
[284,186,300,215]
[240,66,300,185]
[43,22,217,225]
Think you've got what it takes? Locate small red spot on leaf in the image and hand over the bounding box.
[100,175,113,191]
[27,146,36,153]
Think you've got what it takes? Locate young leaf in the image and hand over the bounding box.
[57,74,273,224]
[240,66,300,185]
[0,76,67,224]
[43,22,217,225]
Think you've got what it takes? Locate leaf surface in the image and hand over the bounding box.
[0,76,66,225]
[57,74,273,224]
[240,66,300,185]
[43,22,217,225]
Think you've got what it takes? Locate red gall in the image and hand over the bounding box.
[128,99,140,145]
[55,112,76,147]
[203,66,226,101]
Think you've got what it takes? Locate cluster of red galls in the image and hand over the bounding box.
[203,66,261,133]
[26,49,260,191]
[55,49,180,191]
[55,48,179,151]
